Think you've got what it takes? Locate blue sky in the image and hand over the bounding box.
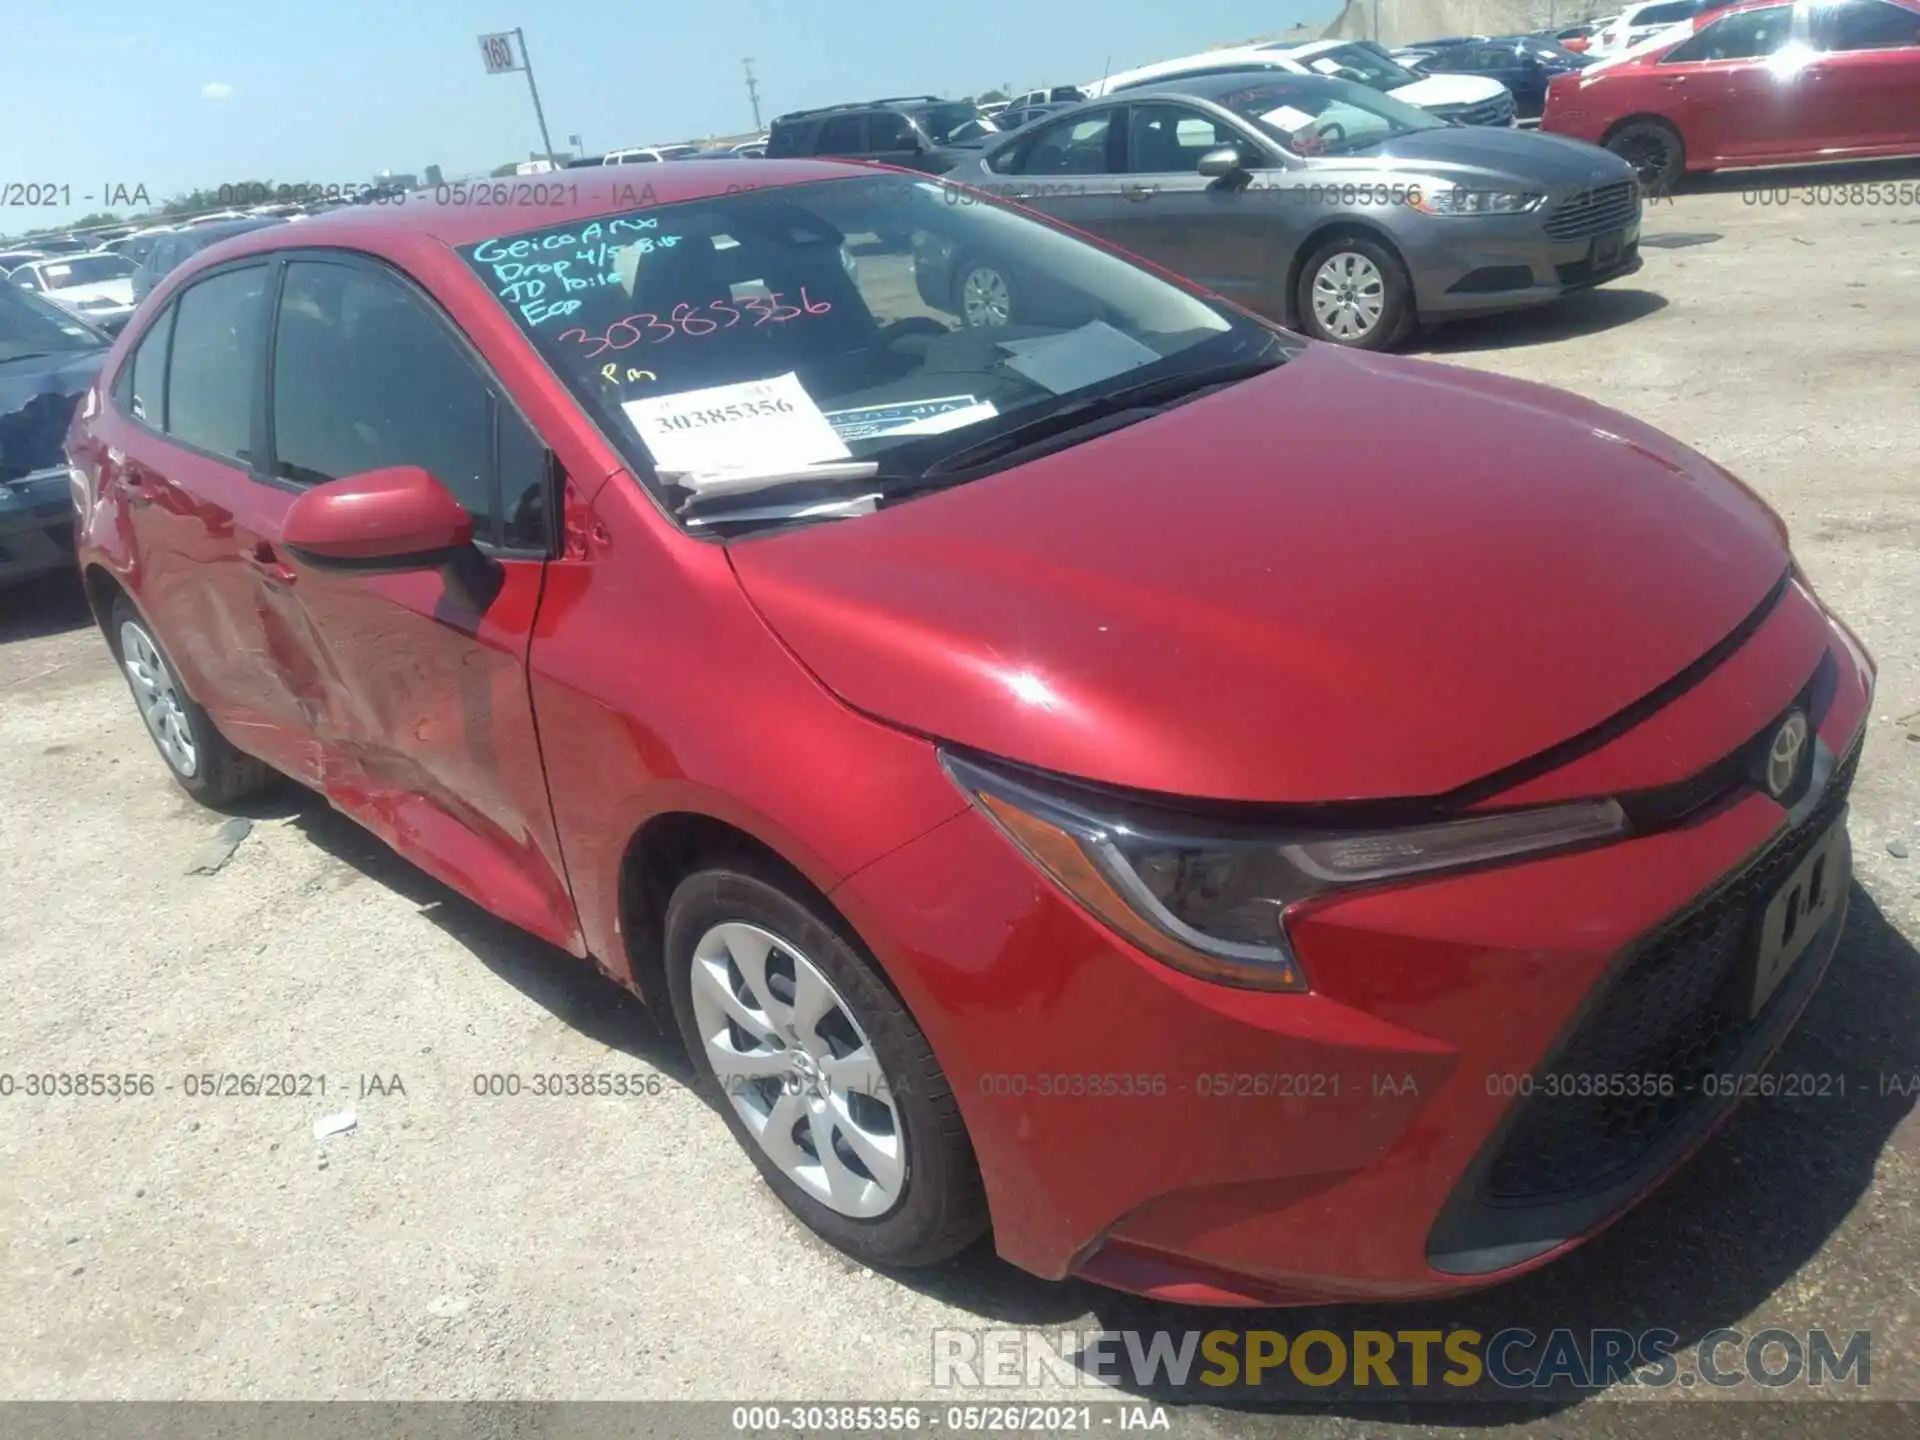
[3,0,1334,230]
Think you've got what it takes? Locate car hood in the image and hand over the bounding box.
[1388,73,1509,107]
[1366,124,1636,186]
[729,346,1789,803]
[0,347,105,484]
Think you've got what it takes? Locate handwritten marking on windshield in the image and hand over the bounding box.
[558,289,834,358]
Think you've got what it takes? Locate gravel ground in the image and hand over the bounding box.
[1,165,1916,1436]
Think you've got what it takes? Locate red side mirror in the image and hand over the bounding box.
[282,465,473,571]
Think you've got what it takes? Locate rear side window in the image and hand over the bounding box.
[1814,0,1920,49]
[1663,4,1794,59]
[871,111,915,148]
[816,113,867,152]
[1016,113,1117,174]
[767,122,808,158]
[165,265,267,463]
[270,260,502,538]
[119,306,174,425]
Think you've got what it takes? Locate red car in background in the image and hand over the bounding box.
[66,165,1875,1307]
[1543,0,1920,190]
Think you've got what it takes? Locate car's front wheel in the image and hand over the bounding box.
[664,857,987,1267]
[1295,235,1414,350]
[108,595,277,805]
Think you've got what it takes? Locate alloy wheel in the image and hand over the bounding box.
[689,921,906,1218]
[959,265,1012,327]
[1614,134,1675,193]
[119,620,198,778]
[1310,251,1385,341]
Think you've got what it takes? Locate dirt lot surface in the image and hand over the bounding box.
[1,166,1917,1436]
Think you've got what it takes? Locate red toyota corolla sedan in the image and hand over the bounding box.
[1543,0,1920,190]
[66,163,1873,1305]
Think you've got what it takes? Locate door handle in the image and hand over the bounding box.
[1122,185,1159,202]
[245,541,297,587]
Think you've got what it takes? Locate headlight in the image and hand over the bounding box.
[945,754,1627,991]
[1410,187,1545,216]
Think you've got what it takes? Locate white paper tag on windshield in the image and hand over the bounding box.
[1309,57,1343,74]
[998,320,1161,395]
[622,372,850,476]
[1260,105,1316,132]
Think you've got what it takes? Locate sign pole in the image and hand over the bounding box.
[514,27,559,170]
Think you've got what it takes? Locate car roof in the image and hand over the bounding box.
[1109,69,1356,103]
[147,159,887,256]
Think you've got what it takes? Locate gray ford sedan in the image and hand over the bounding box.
[922,72,1644,348]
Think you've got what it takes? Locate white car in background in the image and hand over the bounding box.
[1258,40,1517,125]
[8,252,138,333]
[1084,38,1516,126]
[603,144,705,164]
[1588,0,1722,54]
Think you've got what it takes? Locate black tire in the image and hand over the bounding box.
[664,855,988,1269]
[952,256,1017,329]
[1605,120,1685,198]
[1294,233,1415,351]
[107,594,277,806]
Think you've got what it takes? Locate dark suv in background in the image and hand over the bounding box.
[0,283,108,585]
[766,95,1001,174]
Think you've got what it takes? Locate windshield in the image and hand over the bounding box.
[0,281,107,358]
[36,254,135,289]
[1218,75,1448,155]
[1523,39,1589,63]
[922,103,998,143]
[461,174,1272,516]
[1292,43,1421,89]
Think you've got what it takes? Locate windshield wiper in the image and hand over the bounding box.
[916,353,1287,479]
[665,460,881,510]
[671,349,1289,526]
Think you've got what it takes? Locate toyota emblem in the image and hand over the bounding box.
[1765,710,1810,800]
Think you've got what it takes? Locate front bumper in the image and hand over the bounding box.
[0,464,77,585]
[832,600,1871,1304]
[1411,197,1643,320]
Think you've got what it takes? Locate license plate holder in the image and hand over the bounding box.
[1745,819,1849,1018]
[1591,231,1624,269]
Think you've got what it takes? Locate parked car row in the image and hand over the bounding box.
[564,136,770,167]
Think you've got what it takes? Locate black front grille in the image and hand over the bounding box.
[1545,180,1638,240]
[1482,743,1859,1204]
